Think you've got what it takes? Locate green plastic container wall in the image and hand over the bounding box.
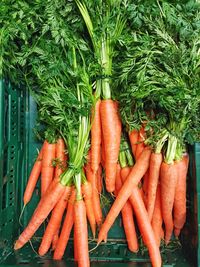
[0,79,198,267]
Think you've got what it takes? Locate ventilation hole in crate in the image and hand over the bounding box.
[9,191,13,195]
[8,219,13,223]
[11,145,15,149]
[11,111,16,115]
[2,183,7,210]
[10,180,14,184]
[9,197,13,201]
[11,133,16,136]
[10,156,15,160]
[10,169,14,173]
[9,203,13,206]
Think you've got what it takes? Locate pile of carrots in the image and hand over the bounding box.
[14,98,189,267]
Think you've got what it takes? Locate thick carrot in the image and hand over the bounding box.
[98,147,151,243]
[55,138,66,179]
[147,153,163,221]
[91,99,101,173]
[129,129,139,158]
[23,145,43,205]
[74,199,89,267]
[151,185,163,247]
[82,181,96,238]
[100,100,121,192]
[101,137,106,169]
[135,126,145,160]
[160,162,178,244]
[38,186,71,256]
[53,189,76,260]
[174,153,189,237]
[142,169,149,208]
[117,165,138,252]
[97,165,103,194]
[52,230,59,251]
[41,141,56,196]
[14,181,66,250]
[85,163,102,226]
[129,187,162,267]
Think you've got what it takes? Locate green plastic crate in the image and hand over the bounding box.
[0,80,199,267]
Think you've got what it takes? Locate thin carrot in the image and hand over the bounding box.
[173,153,189,237]
[74,199,89,267]
[101,136,106,169]
[74,223,78,261]
[23,145,43,205]
[147,153,163,221]
[91,99,101,173]
[100,99,121,192]
[85,163,102,227]
[53,189,76,260]
[129,129,139,158]
[98,147,151,243]
[142,169,149,208]
[151,185,163,247]
[14,181,66,250]
[160,161,178,244]
[97,165,103,194]
[55,138,66,179]
[135,126,145,160]
[52,230,59,251]
[117,165,138,252]
[82,181,96,238]
[41,141,56,196]
[38,186,71,256]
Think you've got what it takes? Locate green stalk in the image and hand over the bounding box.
[165,134,177,164]
[155,129,169,154]
[119,151,127,168]
[74,172,82,200]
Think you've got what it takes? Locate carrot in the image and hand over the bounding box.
[129,187,162,267]
[147,153,163,221]
[82,181,96,238]
[142,169,149,208]
[91,99,101,173]
[100,99,121,192]
[173,153,189,237]
[74,223,78,261]
[74,199,89,267]
[53,189,76,260]
[129,129,139,158]
[38,186,71,256]
[14,181,66,250]
[135,126,145,160]
[117,165,138,252]
[85,163,102,226]
[101,136,106,169]
[41,141,56,196]
[97,165,103,194]
[55,138,66,179]
[160,161,178,244]
[98,147,151,243]
[23,145,43,205]
[151,185,163,247]
[52,230,59,251]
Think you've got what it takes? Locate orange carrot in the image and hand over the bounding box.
[74,199,89,267]
[52,230,59,251]
[101,136,106,169]
[38,186,71,256]
[151,185,163,247]
[74,223,78,261]
[142,169,149,208]
[173,153,189,237]
[135,126,145,160]
[129,129,139,158]
[82,181,96,238]
[14,181,66,250]
[91,100,101,173]
[55,138,66,179]
[100,100,121,192]
[147,153,162,221]
[97,165,103,194]
[85,163,102,227]
[53,189,76,260]
[160,162,178,244]
[23,145,43,205]
[41,141,56,196]
[117,165,138,252]
[98,147,151,243]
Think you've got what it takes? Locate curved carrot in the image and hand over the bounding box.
[74,199,89,267]
[135,126,145,160]
[23,145,43,205]
[38,186,71,256]
[129,129,139,158]
[14,181,66,250]
[85,163,102,226]
[55,138,66,179]
[98,147,151,243]
[117,165,138,252]
[173,154,189,237]
[53,189,76,260]
[100,100,121,192]
[41,141,56,196]
[147,153,163,221]
[151,185,163,247]
[160,162,178,244]
[82,181,96,238]
[91,99,101,173]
